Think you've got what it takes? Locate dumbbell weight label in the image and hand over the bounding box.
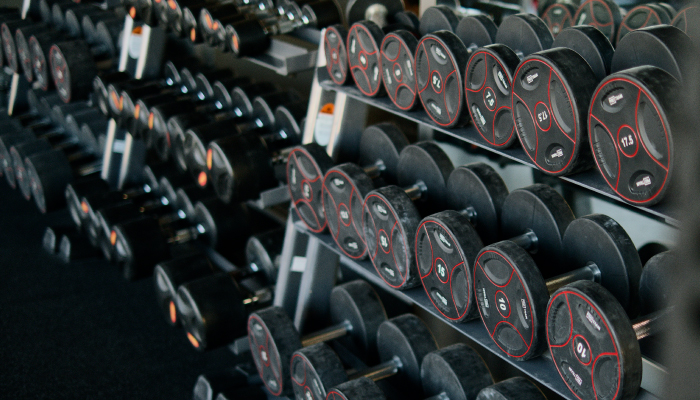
[542,4,575,37]
[466,51,516,147]
[416,220,472,321]
[29,36,50,91]
[290,354,326,400]
[381,32,418,110]
[547,290,622,400]
[325,27,349,85]
[287,148,327,232]
[347,24,382,97]
[49,46,71,102]
[512,60,579,175]
[589,78,670,204]
[323,170,367,259]
[416,35,465,127]
[473,250,537,358]
[248,315,285,396]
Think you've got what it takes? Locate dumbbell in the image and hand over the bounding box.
[324,342,495,400]
[176,241,283,350]
[207,116,310,205]
[290,314,438,400]
[511,25,614,176]
[475,377,546,400]
[475,213,645,360]
[572,0,675,43]
[15,23,55,82]
[182,89,302,182]
[63,3,114,38]
[415,162,508,322]
[227,0,341,57]
[672,5,700,47]
[540,1,578,37]
[345,6,419,97]
[1,19,45,75]
[464,13,553,147]
[248,280,388,396]
[547,251,673,400]
[46,23,121,101]
[321,123,408,259]
[82,11,122,45]
[197,2,276,49]
[588,25,695,206]
[156,227,282,326]
[51,0,103,31]
[110,199,258,280]
[361,142,453,289]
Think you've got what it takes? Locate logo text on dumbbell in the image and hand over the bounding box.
[526,73,538,84]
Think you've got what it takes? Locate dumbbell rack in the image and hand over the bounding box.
[272,31,674,400]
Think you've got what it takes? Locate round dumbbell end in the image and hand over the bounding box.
[227,20,269,57]
[476,377,546,400]
[421,343,494,400]
[290,343,348,400]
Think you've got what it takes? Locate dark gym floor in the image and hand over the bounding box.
[0,185,236,399]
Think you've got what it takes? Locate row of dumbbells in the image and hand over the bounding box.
[0,4,123,102]
[282,121,671,399]
[93,58,308,203]
[325,3,698,207]
[0,89,108,214]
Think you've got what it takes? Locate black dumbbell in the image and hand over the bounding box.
[321,123,408,259]
[155,227,282,326]
[547,251,672,400]
[464,13,553,147]
[475,213,645,360]
[193,368,266,400]
[51,0,103,32]
[197,2,276,49]
[64,3,114,38]
[182,89,302,182]
[46,23,121,102]
[64,174,111,229]
[511,25,614,176]
[15,22,55,82]
[82,11,122,45]
[588,25,695,206]
[167,0,207,38]
[475,377,546,400]
[573,0,676,44]
[672,5,700,47]
[345,7,419,97]
[361,142,453,289]
[207,115,309,203]
[416,162,508,322]
[324,342,494,400]
[110,199,257,280]
[290,314,438,400]
[540,1,578,37]
[248,280,388,396]
[227,0,341,57]
[1,19,46,75]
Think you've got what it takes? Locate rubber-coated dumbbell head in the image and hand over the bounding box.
[346,20,386,97]
[380,29,418,110]
[573,0,623,43]
[324,25,351,85]
[323,123,408,259]
[672,5,700,47]
[287,143,335,232]
[421,343,494,400]
[362,142,453,289]
[476,377,546,400]
[416,163,507,322]
[245,228,284,285]
[541,2,577,37]
[345,0,404,26]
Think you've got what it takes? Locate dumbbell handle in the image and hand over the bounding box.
[300,320,352,347]
[509,229,538,251]
[544,263,601,295]
[347,356,401,382]
[631,308,670,341]
[362,159,386,180]
[403,180,427,201]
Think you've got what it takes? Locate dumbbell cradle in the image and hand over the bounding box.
[322,123,408,259]
[248,280,388,396]
[547,251,673,400]
[475,213,643,360]
[290,314,438,400]
[416,162,507,322]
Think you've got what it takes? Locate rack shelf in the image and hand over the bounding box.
[316,68,680,227]
[292,218,662,400]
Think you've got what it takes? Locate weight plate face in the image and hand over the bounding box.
[345,0,405,26]
[588,72,675,206]
[616,5,668,45]
[416,211,483,322]
[347,21,384,97]
[363,186,421,289]
[547,281,642,400]
[381,31,419,110]
[287,145,331,233]
[465,46,519,148]
[421,344,494,400]
[26,159,46,213]
[455,15,497,56]
[30,36,50,90]
[1,24,17,73]
[542,3,576,37]
[416,32,469,127]
[325,25,350,85]
[290,345,347,400]
[672,6,700,46]
[16,31,33,81]
[512,56,585,176]
[49,45,71,102]
[323,164,374,259]
[474,243,548,359]
[573,0,622,43]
